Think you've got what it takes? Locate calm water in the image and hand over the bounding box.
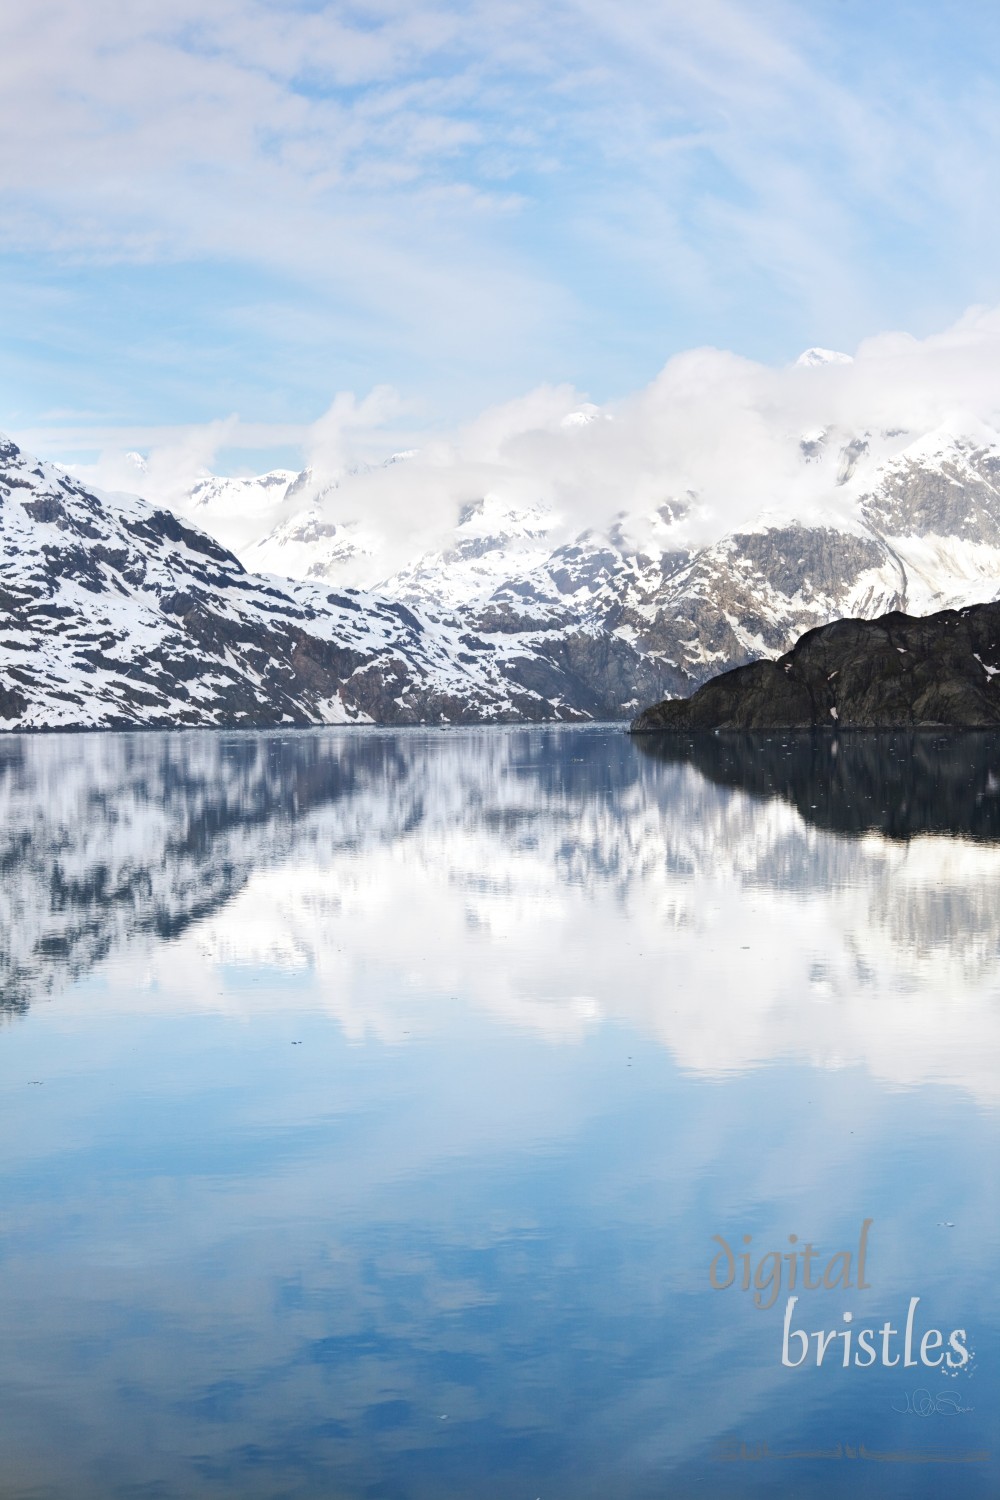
[0,726,998,1499]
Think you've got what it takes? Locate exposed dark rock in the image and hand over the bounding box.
[631,601,1000,731]
[860,447,1000,543]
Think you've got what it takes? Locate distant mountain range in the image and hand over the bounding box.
[5,366,1000,728]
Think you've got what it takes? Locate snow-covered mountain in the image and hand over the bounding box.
[795,346,854,368]
[0,435,599,728]
[10,387,1000,728]
[184,468,299,550]
[164,409,1000,714]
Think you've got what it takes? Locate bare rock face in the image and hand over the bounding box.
[630,602,1000,731]
[617,523,905,690]
[859,445,1000,543]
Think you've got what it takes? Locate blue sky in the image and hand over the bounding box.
[5,0,1000,473]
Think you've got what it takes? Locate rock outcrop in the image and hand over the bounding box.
[630,601,1000,731]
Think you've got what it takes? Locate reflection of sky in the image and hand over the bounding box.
[0,728,998,1497]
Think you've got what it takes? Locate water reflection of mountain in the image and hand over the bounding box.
[0,732,394,1013]
[635,729,1000,842]
[0,728,644,1014]
[3,728,1000,1104]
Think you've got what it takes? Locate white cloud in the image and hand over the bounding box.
[25,300,1000,572]
[90,415,244,506]
[5,0,1000,412]
[305,385,407,475]
[28,729,1000,1106]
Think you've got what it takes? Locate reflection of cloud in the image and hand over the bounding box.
[6,727,984,1101]
[5,727,999,1493]
[159,814,1000,1103]
[3,725,1000,1099]
[7,934,994,1496]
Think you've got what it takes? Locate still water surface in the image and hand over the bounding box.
[0,726,998,1498]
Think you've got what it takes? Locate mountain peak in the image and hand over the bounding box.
[796,347,854,368]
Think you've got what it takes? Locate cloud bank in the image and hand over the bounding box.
[51,303,1000,572]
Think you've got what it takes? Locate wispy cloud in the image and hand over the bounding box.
[5,1,1000,435]
[32,299,1000,585]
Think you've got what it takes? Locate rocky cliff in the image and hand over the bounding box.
[630,601,1000,731]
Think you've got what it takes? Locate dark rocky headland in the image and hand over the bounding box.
[630,601,1000,731]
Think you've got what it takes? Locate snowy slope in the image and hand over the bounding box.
[176,457,409,581]
[386,495,560,612]
[0,435,590,729]
[244,506,379,584]
[183,470,299,550]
